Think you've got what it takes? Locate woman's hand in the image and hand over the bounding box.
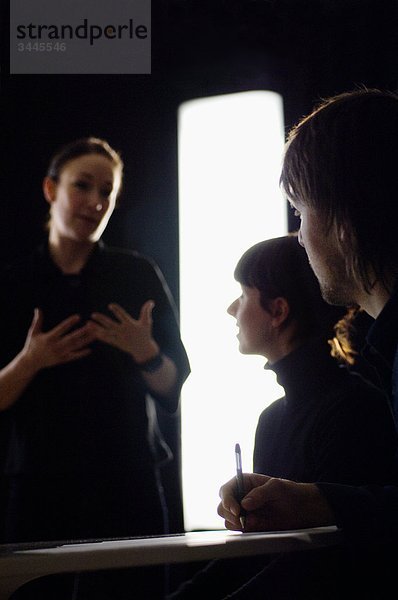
[0,308,95,411]
[217,473,336,532]
[22,308,94,371]
[88,300,160,363]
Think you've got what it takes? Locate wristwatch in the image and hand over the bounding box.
[138,352,164,373]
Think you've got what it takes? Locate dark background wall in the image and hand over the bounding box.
[2,0,398,534]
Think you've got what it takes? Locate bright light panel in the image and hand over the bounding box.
[178,90,286,531]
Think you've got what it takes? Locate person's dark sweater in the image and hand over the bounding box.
[317,284,398,545]
[254,337,398,485]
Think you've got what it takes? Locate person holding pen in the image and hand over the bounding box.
[218,88,398,598]
[168,234,398,599]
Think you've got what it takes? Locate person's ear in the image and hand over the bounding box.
[269,297,290,328]
[42,176,57,205]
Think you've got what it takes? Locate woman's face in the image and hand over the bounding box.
[227,285,272,357]
[44,153,121,243]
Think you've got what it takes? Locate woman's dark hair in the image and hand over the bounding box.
[234,234,347,344]
[47,136,124,197]
[329,306,373,366]
[280,88,398,294]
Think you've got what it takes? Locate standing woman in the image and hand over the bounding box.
[0,138,190,596]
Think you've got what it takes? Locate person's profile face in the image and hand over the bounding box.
[46,153,121,243]
[227,285,271,356]
[291,200,357,306]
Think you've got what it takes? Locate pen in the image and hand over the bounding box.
[234,443,246,529]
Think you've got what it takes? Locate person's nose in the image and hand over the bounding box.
[227,299,238,316]
[88,189,104,212]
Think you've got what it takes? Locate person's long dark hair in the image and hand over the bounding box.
[280,88,398,294]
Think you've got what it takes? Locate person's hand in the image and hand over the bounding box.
[217,473,336,532]
[22,308,94,372]
[88,300,159,362]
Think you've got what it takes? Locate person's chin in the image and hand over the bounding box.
[238,343,250,355]
[320,284,353,307]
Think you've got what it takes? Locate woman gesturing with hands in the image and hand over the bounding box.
[0,137,190,599]
[0,297,179,412]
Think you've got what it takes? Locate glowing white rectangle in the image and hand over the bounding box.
[178,90,286,531]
